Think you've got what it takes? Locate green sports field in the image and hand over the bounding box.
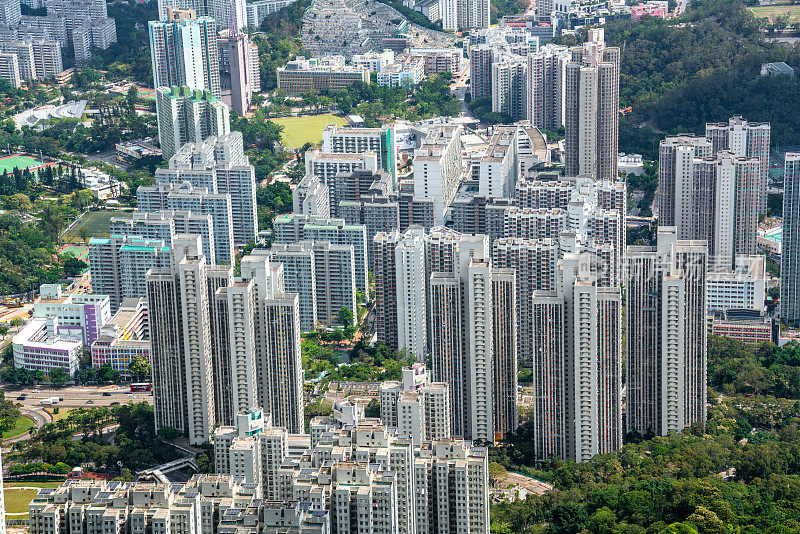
[0,154,44,174]
[748,4,800,22]
[63,210,133,243]
[271,114,348,148]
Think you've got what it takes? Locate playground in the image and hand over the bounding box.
[0,154,48,175]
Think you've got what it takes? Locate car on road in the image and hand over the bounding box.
[16,395,26,400]
[110,402,119,406]
[102,392,112,396]
[32,389,40,393]
[86,400,95,404]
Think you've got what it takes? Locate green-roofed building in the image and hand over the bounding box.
[273,213,368,293]
[156,85,230,160]
[89,235,172,313]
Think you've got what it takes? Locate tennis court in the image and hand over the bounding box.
[0,154,44,174]
[137,87,155,101]
[59,245,89,260]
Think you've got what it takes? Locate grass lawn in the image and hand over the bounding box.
[748,4,800,21]
[63,209,133,243]
[44,407,72,422]
[1,416,35,439]
[4,488,38,515]
[271,114,348,148]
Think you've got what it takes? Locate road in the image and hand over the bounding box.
[2,384,153,410]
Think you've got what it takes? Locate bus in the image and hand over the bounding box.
[130,383,152,392]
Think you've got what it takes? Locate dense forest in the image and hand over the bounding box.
[490,336,800,533]
[492,394,800,533]
[604,0,800,158]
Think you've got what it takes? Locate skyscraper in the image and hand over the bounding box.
[239,254,304,433]
[428,234,517,442]
[658,137,759,271]
[564,29,620,180]
[706,115,771,214]
[657,135,713,227]
[396,227,427,361]
[157,0,246,31]
[155,86,230,160]
[155,132,257,247]
[526,44,570,130]
[147,235,217,444]
[626,227,708,437]
[781,154,800,326]
[530,253,622,462]
[491,54,527,122]
[227,16,252,115]
[149,8,220,96]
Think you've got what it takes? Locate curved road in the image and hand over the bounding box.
[3,407,50,445]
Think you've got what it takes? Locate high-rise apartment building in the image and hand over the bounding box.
[155,132,257,247]
[530,254,622,462]
[395,227,427,361]
[258,243,317,332]
[374,230,400,350]
[492,237,558,371]
[137,181,235,264]
[660,147,759,271]
[157,0,246,32]
[428,234,517,442]
[146,235,217,444]
[379,364,451,445]
[273,213,369,294]
[238,255,304,433]
[781,154,800,326]
[657,135,713,227]
[148,239,305,439]
[227,19,252,114]
[491,54,527,122]
[0,0,20,26]
[412,124,464,226]
[564,29,620,181]
[155,86,230,160]
[706,115,771,213]
[526,44,570,130]
[0,52,19,87]
[440,0,489,30]
[626,227,708,436]
[149,9,220,96]
[110,210,216,264]
[89,235,172,313]
[469,44,494,99]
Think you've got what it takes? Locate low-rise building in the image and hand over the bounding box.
[12,317,83,375]
[277,56,370,95]
[376,56,424,87]
[90,298,149,378]
[33,284,111,346]
[707,255,766,313]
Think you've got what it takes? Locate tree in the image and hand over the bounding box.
[49,367,70,385]
[488,461,507,485]
[7,193,31,211]
[337,307,354,329]
[128,353,151,382]
[158,426,180,440]
[365,398,380,418]
[60,255,88,277]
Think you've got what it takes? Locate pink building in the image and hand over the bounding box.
[631,1,668,18]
